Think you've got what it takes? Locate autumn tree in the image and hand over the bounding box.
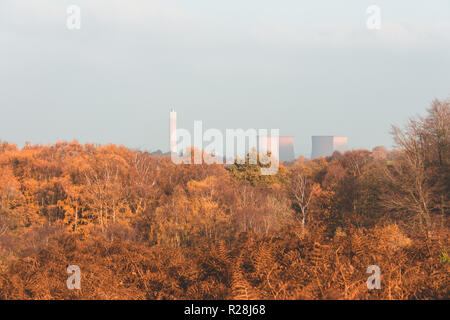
[385,99,450,238]
[288,160,323,236]
[83,145,131,231]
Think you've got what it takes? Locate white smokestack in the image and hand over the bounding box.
[170,108,177,154]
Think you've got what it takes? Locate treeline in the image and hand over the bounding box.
[0,100,448,299]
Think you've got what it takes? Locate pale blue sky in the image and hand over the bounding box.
[1,0,449,156]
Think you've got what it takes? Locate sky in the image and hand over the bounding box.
[1,0,449,156]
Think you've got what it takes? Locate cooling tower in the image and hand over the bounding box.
[258,136,295,162]
[169,109,177,153]
[311,136,348,159]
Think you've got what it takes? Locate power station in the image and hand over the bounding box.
[258,136,295,162]
[169,110,348,161]
[311,136,348,159]
[170,108,177,154]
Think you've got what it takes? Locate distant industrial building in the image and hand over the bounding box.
[258,136,295,162]
[170,108,177,154]
[311,136,348,159]
[169,109,296,162]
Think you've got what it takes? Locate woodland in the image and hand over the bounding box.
[0,100,448,299]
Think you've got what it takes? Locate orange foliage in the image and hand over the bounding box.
[0,101,449,300]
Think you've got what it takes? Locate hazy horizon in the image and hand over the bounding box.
[1,0,450,156]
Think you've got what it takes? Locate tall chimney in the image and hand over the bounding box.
[170,108,177,154]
